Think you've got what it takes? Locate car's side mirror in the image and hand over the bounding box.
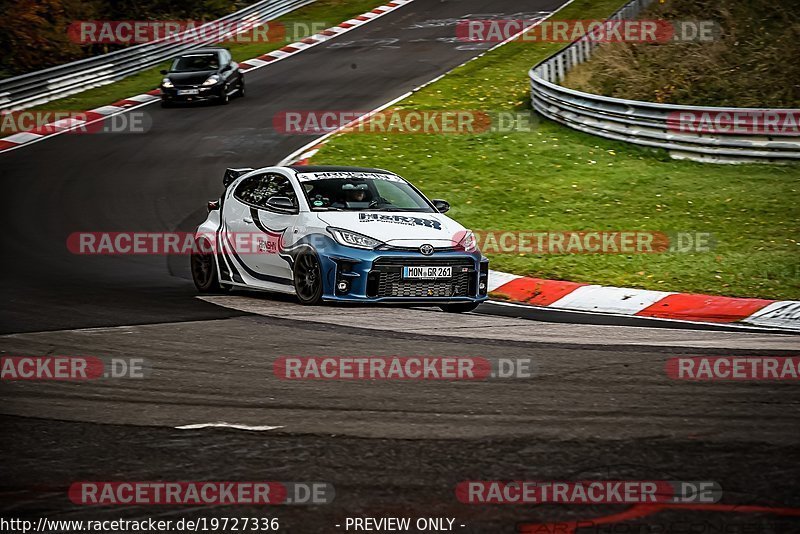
[266,196,296,211]
[432,199,450,213]
[222,64,232,72]
[160,69,168,75]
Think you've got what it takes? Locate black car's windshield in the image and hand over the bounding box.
[171,53,219,72]
[297,173,434,212]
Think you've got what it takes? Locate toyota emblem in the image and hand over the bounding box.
[419,244,434,256]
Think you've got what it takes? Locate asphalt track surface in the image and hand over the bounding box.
[1,0,799,532]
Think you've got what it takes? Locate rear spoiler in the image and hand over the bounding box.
[223,167,254,188]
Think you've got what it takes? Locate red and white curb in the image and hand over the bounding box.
[0,0,415,154]
[0,90,162,152]
[487,270,800,332]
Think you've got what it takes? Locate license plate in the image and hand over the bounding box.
[177,89,199,95]
[403,266,452,279]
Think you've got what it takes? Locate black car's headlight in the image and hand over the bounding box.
[162,78,174,88]
[328,227,384,250]
[202,74,221,86]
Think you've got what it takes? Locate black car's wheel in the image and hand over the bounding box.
[238,77,246,97]
[220,88,230,105]
[191,239,228,293]
[293,252,323,305]
[439,302,480,313]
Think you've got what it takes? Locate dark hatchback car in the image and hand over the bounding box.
[160,48,244,106]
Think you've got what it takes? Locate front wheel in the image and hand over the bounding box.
[439,302,480,313]
[293,252,323,305]
[238,78,246,97]
[190,239,228,293]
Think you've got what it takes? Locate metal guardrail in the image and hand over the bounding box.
[528,0,800,163]
[0,0,315,112]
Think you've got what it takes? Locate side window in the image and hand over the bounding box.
[234,174,297,211]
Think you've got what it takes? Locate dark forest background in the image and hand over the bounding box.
[0,0,248,78]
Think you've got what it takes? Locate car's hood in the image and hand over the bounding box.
[315,211,466,247]
[167,70,216,86]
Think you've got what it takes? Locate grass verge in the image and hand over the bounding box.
[308,0,800,300]
[32,0,387,111]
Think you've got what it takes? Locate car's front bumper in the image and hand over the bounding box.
[315,243,489,303]
[160,84,225,103]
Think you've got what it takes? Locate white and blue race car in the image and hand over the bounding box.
[192,165,488,312]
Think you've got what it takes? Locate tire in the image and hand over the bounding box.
[220,89,230,105]
[190,239,228,293]
[439,302,480,313]
[293,252,323,305]
[238,78,246,98]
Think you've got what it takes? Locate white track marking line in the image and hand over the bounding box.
[176,422,284,431]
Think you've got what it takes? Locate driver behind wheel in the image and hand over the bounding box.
[332,183,371,209]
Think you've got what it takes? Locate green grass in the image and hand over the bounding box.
[308,0,800,300]
[33,0,387,111]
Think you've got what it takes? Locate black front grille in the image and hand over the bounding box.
[372,257,474,267]
[367,256,476,298]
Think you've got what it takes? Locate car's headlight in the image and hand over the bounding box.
[328,227,384,250]
[459,230,478,252]
[202,75,221,86]
[162,78,174,88]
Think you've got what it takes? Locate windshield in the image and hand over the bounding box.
[170,53,219,72]
[298,174,434,212]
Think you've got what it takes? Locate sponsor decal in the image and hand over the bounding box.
[358,213,443,230]
[296,171,403,182]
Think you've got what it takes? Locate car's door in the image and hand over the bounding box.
[219,50,238,89]
[223,172,300,285]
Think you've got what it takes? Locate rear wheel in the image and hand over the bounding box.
[439,302,480,313]
[294,252,323,305]
[191,239,228,293]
